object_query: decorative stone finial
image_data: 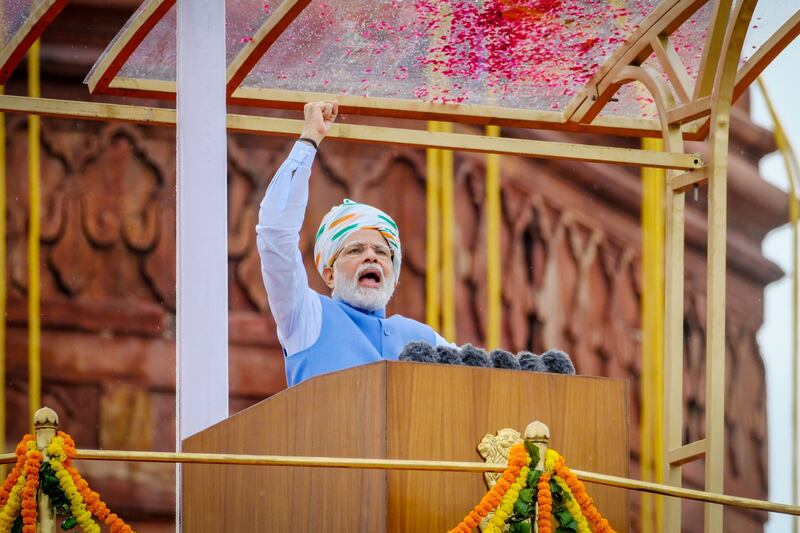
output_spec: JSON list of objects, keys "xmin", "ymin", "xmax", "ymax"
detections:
[
  {"xmin": 34, "ymin": 407, "xmax": 59, "ymax": 430},
  {"xmin": 523, "ymin": 420, "xmax": 550, "ymax": 443}
]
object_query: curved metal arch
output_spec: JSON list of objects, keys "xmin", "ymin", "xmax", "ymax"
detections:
[{"xmin": 606, "ymin": 64, "xmax": 683, "ymax": 153}]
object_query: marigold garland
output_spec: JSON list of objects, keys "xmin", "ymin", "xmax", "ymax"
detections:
[
  {"xmin": 0, "ymin": 431, "xmax": 136, "ymax": 533},
  {"xmin": 550, "ymin": 451, "xmax": 616, "ymax": 533},
  {"xmin": 0, "ymin": 461, "xmax": 26, "ymax": 533},
  {"xmin": 552, "ymin": 476, "xmax": 591, "ymax": 533},
  {"xmin": 50, "ymin": 453, "xmax": 100, "ymax": 533},
  {"xmin": 483, "ymin": 464, "xmax": 530, "ymax": 533},
  {"xmin": 447, "ymin": 443, "xmax": 529, "ymax": 533},
  {"xmin": 21, "ymin": 440, "xmax": 42, "ymax": 533},
  {"xmin": 0, "ymin": 436, "xmax": 31, "ymax": 509},
  {"xmin": 536, "ymin": 470, "xmax": 553, "ymax": 533},
  {"xmin": 449, "ymin": 444, "xmax": 616, "ymax": 533},
  {"xmin": 53, "ymin": 432, "xmax": 134, "ymax": 533}
]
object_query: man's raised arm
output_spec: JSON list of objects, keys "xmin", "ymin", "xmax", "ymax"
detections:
[{"xmin": 256, "ymin": 101, "xmax": 338, "ymax": 355}]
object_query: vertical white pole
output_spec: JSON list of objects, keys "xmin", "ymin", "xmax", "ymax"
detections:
[{"xmin": 176, "ymin": 0, "xmax": 228, "ymax": 529}]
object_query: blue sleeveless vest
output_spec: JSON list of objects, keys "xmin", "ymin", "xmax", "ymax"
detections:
[{"xmin": 284, "ymin": 294, "xmax": 437, "ymax": 386}]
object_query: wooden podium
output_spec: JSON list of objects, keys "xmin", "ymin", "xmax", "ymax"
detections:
[{"xmin": 182, "ymin": 361, "xmax": 629, "ymax": 532}]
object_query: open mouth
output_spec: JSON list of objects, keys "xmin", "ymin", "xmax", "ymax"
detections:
[{"xmin": 358, "ymin": 268, "xmax": 383, "ymax": 288}]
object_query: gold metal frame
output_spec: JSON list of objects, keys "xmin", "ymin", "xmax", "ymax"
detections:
[
  {"xmin": 0, "ymin": 0, "xmax": 67, "ymax": 84},
  {"xmin": 663, "ymin": 0, "xmax": 757, "ymax": 530},
  {"xmin": 0, "ymin": 95, "xmax": 703, "ymax": 169}
]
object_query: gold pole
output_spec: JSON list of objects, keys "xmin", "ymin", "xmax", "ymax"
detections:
[
  {"xmin": 485, "ymin": 125, "xmax": 502, "ymax": 349},
  {"xmin": 33, "ymin": 407, "xmax": 57, "ymax": 533},
  {"xmin": 426, "ymin": 121, "xmax": 441, "ymax": 331},
  {"xmin": 440, "ymin": 121, "xmax": 456, "ymax": 342},
  {"xmin": 0, "ymin": 84, "xmax": 5, "ymax": 459},
  {"xmin": 704, "ymin": 1, "xmax": 757, "ymax": 528},
  {"xmin": 27, "ymin": 41, "xmax": 42, "ymax": 433},
  {"xmin": 757, "ymin": 76, "xmax": 800, "ymax": 533},
  {"xmin": 641, "ymin": 136, "xmax": 665, "ymax": 533}
]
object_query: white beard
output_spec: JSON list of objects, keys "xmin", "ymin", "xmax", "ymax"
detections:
[{"xmin": 332, "ymin": 262, "xmax": 395, "ymax": 312}]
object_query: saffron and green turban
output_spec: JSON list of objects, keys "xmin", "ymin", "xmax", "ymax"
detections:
[{"xmin": 314, "ymin": 199, "xmax": 401, "ymax": 283}]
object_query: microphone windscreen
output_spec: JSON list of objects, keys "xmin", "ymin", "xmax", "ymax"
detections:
[
  {"xmin": 519, "ymin": 351, "xmax": 547, "ymax": 372},
  {"xmin": 435, "ymin": 345, "xmax": 463, "ymax": 365},
  {"xmin": 542, "ymin": 349, "xmax": 576, "ymax": 375},
  {"xmin": 460, "ymin": 344, "xmax": 492, "ymax": 368},
  {"xmin": 399, "ymin": 341, "xmax": 438, "ymax": 363},
  {"xmin": 490, "ymin": 349, "xmax": 521, "ymax": 370}
]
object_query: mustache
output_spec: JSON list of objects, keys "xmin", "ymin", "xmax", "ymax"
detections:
[{"xmin": 356, "ymin": 263, "xmax": 384, "ymax": 277}]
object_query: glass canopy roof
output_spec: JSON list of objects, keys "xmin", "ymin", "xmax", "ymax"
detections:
[
  {"xmin": 241, "ymin": 0, "xmax": 658, "ymax": 111},
  {"xmin": 2, "ymin": 0, "xmax": 799, "ymax": 135},
  {"xmin": 743, "ymin": 0, "xmax": 799, "ymax": 63},
  {"xmin": 0, "ymin": 0, "xmax": 64, "ymax": 83},
  {"xmin": 86, "ymin": 0, "xmax": 282, "ymax": 84},
  {"xmin": 0, "ymin": 1, "xmax": 39, "ymax": 49}
]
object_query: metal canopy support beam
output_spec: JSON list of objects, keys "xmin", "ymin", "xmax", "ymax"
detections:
[
  {"xmin": 651, "ymin": 35, "xmax": 694, "ymax": 103},
  {"xmin": 703, "ymin": 0, "xmax": 757, "ymax": 529},
  {"xmin": 175, "ymin": 0, "xmax": 228, "ymax": 442},
  {"xmin": 0, "ymin": 95, "xmax": 703, "ymax": 170},
  {"xmin": 662, "ymin": 0, "xmax": 757, "ymax": 530},
  {"xmin": 693, "ymin": 0, "xmax": 734, "ymax": 101},
  {"xmin": 0, "ymin": 0, "xmax": 67, "ymax": 84}
]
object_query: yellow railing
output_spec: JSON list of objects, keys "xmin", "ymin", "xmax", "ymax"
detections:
[
  {"xmin": 27, "ymin": 40, "xmax": 42, "ymax": 432},
  {"xmin": 2, "ymin": 447, "xmax": 799, "ymax": 516},
  {"xmin": 641, "ymin": 136, "xmax": 665, "ymax": 533},
  {"xmin": 3, "ymin": 408, "xmax": 799, "ymax": 522}
]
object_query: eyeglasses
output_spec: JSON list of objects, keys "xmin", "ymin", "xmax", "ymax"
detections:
[{"xmin": 340, "ymin": 241, "xmax": 392, "ymax": 260}]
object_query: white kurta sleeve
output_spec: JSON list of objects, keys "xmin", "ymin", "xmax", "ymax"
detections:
[{"xmin": 256, "ymin": 141, "xmax": 323, "ymax": 355}]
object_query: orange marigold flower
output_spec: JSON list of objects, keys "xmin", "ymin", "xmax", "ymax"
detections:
[
  {"xmin": 56, "ymin": 433, "xmax": 136, "ymax": 533},
  {"xmin": 536, "ymin": 471, "xmax": 553, "ymax": 533},
  {"xmin": 555, "ymin": 462, "xmax": 616, "ymax": 533},
  {"xmin": 448, "ymin": 443, "xmax": 528, "ymax": 533}
]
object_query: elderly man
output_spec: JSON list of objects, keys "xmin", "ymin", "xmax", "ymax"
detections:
[{"xmin": 257, "ymin": 101, "xmax": 450, "ymax": 386}]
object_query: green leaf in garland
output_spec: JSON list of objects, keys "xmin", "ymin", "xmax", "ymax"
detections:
[
  {"xmin": 556, "ymin": 526, "xmax": 579, "ymax": 533},
  {"xmin": 40, "ymin": 462, "xmax": 73, "ymax": 515},
  {"xmin": 527, "ymin": 469, "xmax": 542, "ymax": 489},
  {"xmin": 11, "ymin": 516, "xmax": 22, "ymax": 533},
  {"xmin": 509, "ymin": 521, "xmax": 532, "ymax": 533},
  {"xmin": 550, "ymin": 478, "xmax": 563, "ymax": 496},
  {"xmin": 513, "ymin": 498, "xmax": 531, "ymax": 518},
  {"xmin": 524, "ymin": 441, "xmax": 540, "ymax": 468},
  {"xmin": 518, "ymin": 487, "xmax": 533, "ymax": 504},
  {"xmin": 555, "ymin": 510, "xmax": 578, "ymax": 530},
  {"xmin": 61, "ymin": 516, "xmax": 78, "ymax": 530}
]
